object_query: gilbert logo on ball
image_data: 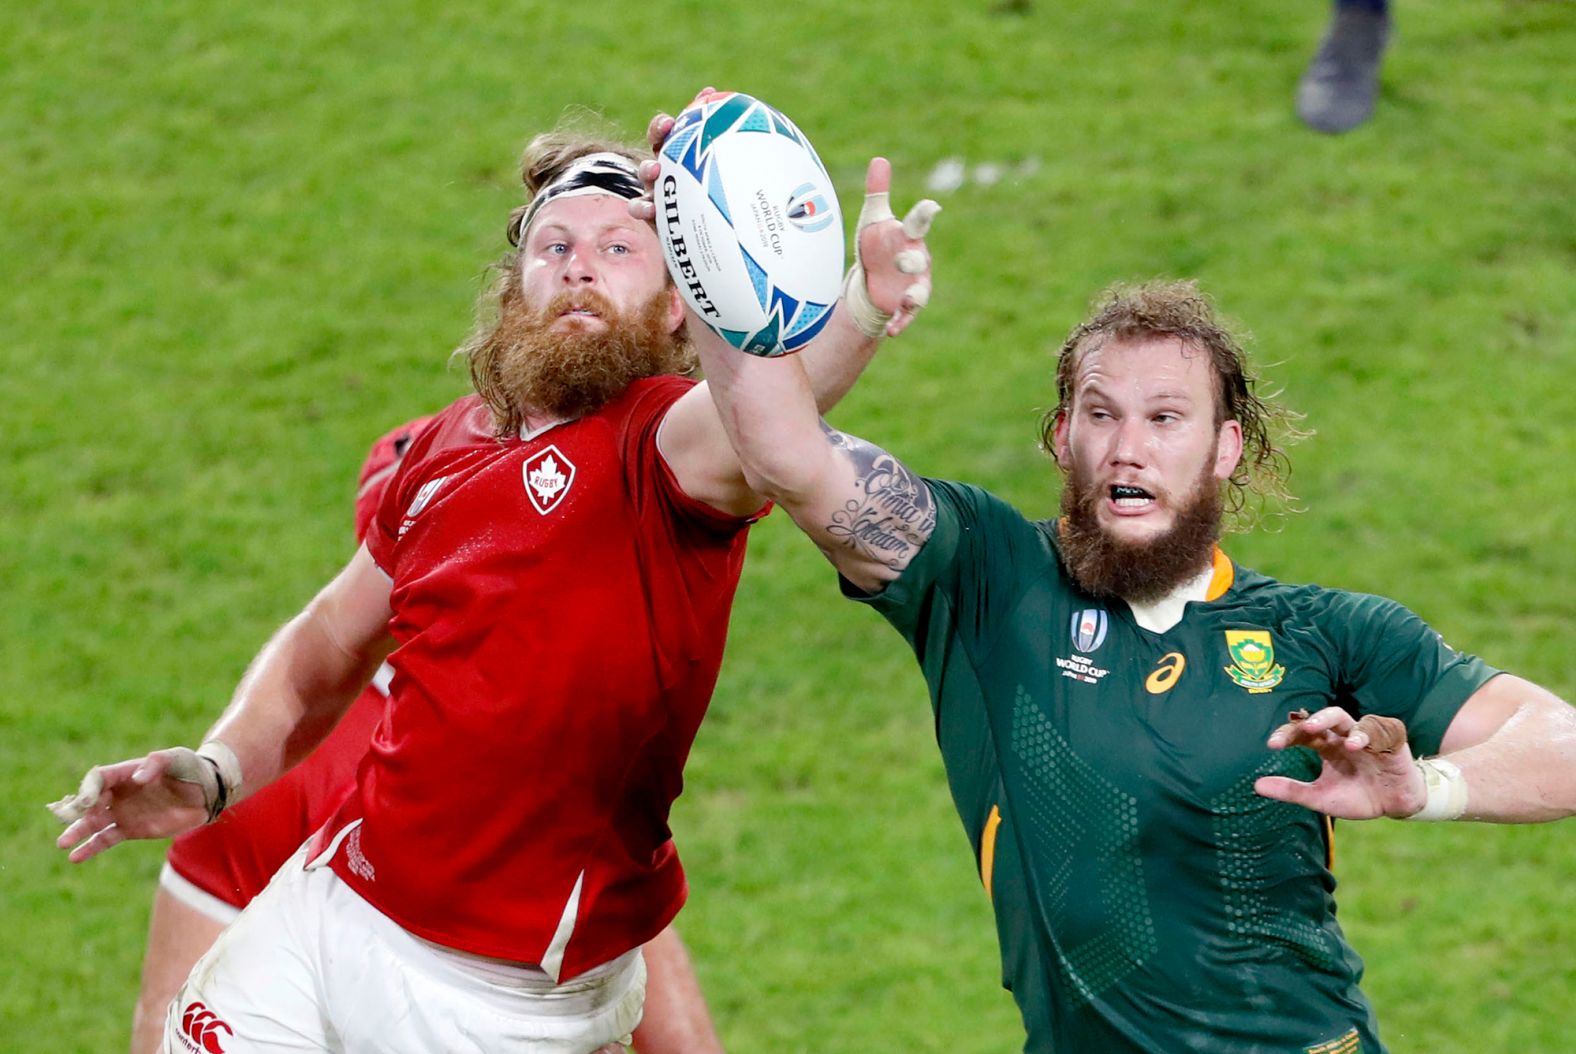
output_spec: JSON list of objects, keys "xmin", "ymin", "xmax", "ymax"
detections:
[{"xmin": 657, "ymin": 91, "xmax": 843, "ymax": 357}]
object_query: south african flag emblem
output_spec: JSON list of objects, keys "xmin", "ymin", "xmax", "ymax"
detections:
[{"xmin": 1224, "ymin": 630, "xmax": 1286, "ymax": 693}]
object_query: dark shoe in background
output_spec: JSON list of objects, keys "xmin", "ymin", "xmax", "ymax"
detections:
[{"xmin": 1296, "ymin": 7, "xmax": 1392, "ymax": 134}]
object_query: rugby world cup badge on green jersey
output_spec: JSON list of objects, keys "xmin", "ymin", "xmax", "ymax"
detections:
[{"xmin": 656, "ymin": 91, "xmax": 843, "ymax": 357}]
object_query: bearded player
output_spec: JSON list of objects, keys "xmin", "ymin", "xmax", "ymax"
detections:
[
  {"xmin": 51, "ymin": 117, "xmax": 938, "ymax": 1052},
  {"xmin": 692, "ymin": 278, "xmax": 1576, "ymax": 1053},
  {"xmin": 128, "ymin": 416, "xmax": 727, "ymax": 1054}
]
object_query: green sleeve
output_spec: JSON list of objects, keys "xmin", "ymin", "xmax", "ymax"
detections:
[
  {"xmin": 1321, "ymin": 592, "xmax": 1500, "ymax": 756},
  {"xmin": 840, "ymin": 479, "xmax": 1045, "ymax": 656}
]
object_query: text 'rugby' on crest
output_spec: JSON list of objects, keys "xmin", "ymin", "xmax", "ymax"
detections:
[{"xmin": 523, "ymin": 445, "xmax": 576, "ymax": 515}]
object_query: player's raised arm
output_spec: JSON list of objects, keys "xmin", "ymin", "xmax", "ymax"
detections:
[
  {"xmin": 50, "ymin": 544, "xmax": 395, "ymax": 861},
  {"xmin": 634, "ymin": 96, "xmax": 937, "ymax": 518},
  {"xmin": 688, "ymin": 293, "xmax": 936, "ymax": 593}
]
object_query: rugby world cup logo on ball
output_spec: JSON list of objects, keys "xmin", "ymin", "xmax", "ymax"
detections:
[{"xmin": 657, "ymin": 92, "xmax": 843, "ymax": 357}]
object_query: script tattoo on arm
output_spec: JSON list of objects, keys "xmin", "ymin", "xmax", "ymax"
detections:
[{"xmin": 819, "ymin": 422, "xmax": 936, "ymax": 572}]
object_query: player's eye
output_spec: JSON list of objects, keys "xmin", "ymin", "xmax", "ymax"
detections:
[{"xmin": 606, "ymin": 243, "xmax": 631, "ymax": 256}]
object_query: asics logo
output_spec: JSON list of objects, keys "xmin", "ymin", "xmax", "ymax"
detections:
[{"xmin": 179, "ymin": 1001, "xmax": 234, "ymax": 1053}]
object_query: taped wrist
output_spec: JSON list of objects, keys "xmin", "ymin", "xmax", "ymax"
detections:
[
  {"xmin": 1404, "ymin": 757, "xmax": 1468, "ymax": 821},
  {"xmin": 841, "ymin": 261, "xmax": 890, "ymax": 339},
  {"xmin": 841, "ymin": 189, "xmax": 895, "ymax": 339},
  {"xmin": 168, "ymin": 741, "xmax": 244, "ymax": 823}
]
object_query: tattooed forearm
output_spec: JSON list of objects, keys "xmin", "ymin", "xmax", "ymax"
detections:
[{"xmin": 820, "ymin": 422, "xmax": 936, "ymax": 570}]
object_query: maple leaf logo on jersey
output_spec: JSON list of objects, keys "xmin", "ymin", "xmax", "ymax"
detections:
[{"xmin": 523, "ymin": 445, "xmax": 576, "ymax": 515}]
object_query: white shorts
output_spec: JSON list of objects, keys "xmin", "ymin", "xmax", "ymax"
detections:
[{"xmin": 162, "ymin": 847, "xmax": 646, "ymax": 1053}]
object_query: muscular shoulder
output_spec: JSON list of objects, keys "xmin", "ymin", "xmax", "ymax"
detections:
[
  {"xmin": 925, "ymin": 479, "xmax": 1043, "ymax": 540},
  {"xmin": 405, "ymin": 395, "xmax": 495, "ymax": 459},
  {"xmin": 1214, "ymin": 571, "xmax": 1447, "ymax": 680},
  {"xmin": 885, "ymin": 478, "xmax": 1057, "ymax": 599},
  {"xmin": 1229, "ymin": 572, "xmax": 1413, "ymax": 628},
  {"xmin": 596, "ymin": 375, "xmax": 698, "ymax": 427}
]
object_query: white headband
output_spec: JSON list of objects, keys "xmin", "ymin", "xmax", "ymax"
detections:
[{"xmin": 512, "ymin": 151, "xmax": 644, "ymax": 245}]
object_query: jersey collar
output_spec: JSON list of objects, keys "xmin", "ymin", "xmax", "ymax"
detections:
[
  {"xmin": 519, "ymin": 417, "xmax": 571, "ymax": 442},
  {"xmin": 1126, "ymin": 547, "xmax": 1233, "ymax": 635},
  {"xmin": 1205, "ymin": 544, "xmax": 1234, "ymax": 600}
]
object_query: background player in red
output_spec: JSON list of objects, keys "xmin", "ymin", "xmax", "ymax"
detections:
[
  {"xmin": 129, "ymin": 418, "xmax": 426, "ymax": 1054},
  {"xmin": 129, "ymin": 416, "xmax": 727, "ymax": 1054},
  {"xmin": 53, "ymin": 111, "xmax": 936, "ymax": 1052}
]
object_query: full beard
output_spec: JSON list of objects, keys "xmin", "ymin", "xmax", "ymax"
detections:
[
  {"xmin": 488, "ymin": 287, "xmax": 693, "ymax": 427},
  {"xmin": 1057, "ymin": 460, "xmax": 1223, "ymax": 604}
]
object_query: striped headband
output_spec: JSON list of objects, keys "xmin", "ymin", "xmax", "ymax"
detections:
[{"xmin": 511, "ymin": 151, "xmax": 644, "ymax": 246}]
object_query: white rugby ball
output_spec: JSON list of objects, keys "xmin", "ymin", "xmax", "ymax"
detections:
[{"xmin": 656, "ymin": 91, "xmax": 843, "ymax": 357}]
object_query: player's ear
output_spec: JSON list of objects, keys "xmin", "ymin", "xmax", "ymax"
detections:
[
  {"xmin": 1051, "ymin": 410, "xmax": 1071, "ymax": 470},
  {"xmin": 1214, "ymin": 418, "xmax": 1244, "ymax": 481},
  {"xmin": 665, "ymin": 285, "xmax": 684, "ymax": 334}
]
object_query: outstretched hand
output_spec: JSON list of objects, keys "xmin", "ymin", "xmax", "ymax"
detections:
[
  {"xmin": 848, "ymin": 157, "xmax": 940, "ymax": 338},
  {"xmin": 1254, "ymin": 707, "xmax": 1427, "ymax": 819},
  {"xmin": 49, "ymin": 749, "xmax": 211, "ymax": 862}
]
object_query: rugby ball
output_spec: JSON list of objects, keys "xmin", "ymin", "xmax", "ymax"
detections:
[{"xmin": 656, "ymin": 91, "xmax": 843, "ymax": 357}]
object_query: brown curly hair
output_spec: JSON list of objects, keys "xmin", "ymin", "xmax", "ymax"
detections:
[{"xmin": 1040, "ymin": 280, "xmax": 1305, "ymax": 525}]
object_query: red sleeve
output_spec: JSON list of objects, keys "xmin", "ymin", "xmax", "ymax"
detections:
[
  {"xmin": 366, "ymin": 398, "xmax": 486, "ymax": 575},
  {"xmin": 354, "ymin": 415, "xmax": 438, "ymax": 543},
  {"xmin": 616, "ymin": 376, "xmax": 771, "ymax": 533}
]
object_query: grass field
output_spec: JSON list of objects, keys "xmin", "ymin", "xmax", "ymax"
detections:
[{"xmin": 3, "ymin": 0, "xmax": 1574, "ymax": 1050}]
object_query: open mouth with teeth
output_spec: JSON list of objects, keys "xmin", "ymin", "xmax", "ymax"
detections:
[{"xmin": 1110, "ymin": 484, "xmax": 1156, "ymax": 509}]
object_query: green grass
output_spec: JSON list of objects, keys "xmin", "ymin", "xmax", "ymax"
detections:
[{"xmin": 3, "ymin": 0, "xmax": 1574, "ymax": 1050}]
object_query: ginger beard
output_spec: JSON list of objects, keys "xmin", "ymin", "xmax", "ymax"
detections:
[
  {"xmin": 490, "ymin": 286, "xmax": 692, "ymax": 424},
  {"xmin": 1057, "ymin": 454, "xmax": 1224, "ymax": 604}
]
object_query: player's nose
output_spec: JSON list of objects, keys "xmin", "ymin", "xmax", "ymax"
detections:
[
  {"xmin": 1108, "ymin": 418, "xmax": 1147, "ymax": 466},
  {"xmin": 561, "ymin": 244, "xmax": 597, "ymax": 285}
]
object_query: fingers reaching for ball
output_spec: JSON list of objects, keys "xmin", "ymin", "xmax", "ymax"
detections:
[
  {"xmin": 632, "ymin": 88, "xmax": 722, "ymax": 226},
  {"xmin": 852, "ymin": 157, "xmax": 940, "ymax": 337},
  {"xmin": 629, "ymin": 159, "xmax": 660, "ymax": 224},
  {"xmin": 645, "ymin": 111, "xmax": 675, "ymax": 154}
]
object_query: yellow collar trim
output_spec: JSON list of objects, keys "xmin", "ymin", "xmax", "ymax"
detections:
[{"xmin": 1205, "ymin": 546, "xmax": 1234, "ymax": 601}]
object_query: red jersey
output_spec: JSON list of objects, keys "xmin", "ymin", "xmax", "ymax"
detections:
[
  {"xmin": 166, "ymin": 416, "xmax": 434, "ymax": 908},
  {"xmin": 318, "ymin": 378, "xmax": 758, "ymax": 981}
]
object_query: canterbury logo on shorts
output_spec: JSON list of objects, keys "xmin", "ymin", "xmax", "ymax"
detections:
[{"xmin": 176, "ymin": 1001, "xmax": 234, "ymax": 1054}]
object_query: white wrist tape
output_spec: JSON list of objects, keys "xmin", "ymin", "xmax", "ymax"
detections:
[
  {"xmin": 192, "ymin": 740, "xmax": 244, "ymax": 821},
  {"xmin": 1405, "ymin": 757, "xmax": 1469, "ymax": 821},
  {"xmin": 840, "ymin": 191, "xmax": 941, "ymax": 339},
  {"xmin": 841, "ymin": 258, "xmax": 890, "ymax": 339},
  {"xmin": 153, "ymin": 741, "xmax": 245, "ymax": 823}
]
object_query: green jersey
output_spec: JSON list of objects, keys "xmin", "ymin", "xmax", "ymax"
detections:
[{"xmin": 851, "ymin": 481, "xmax": 1497, "ymax": 1054}]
